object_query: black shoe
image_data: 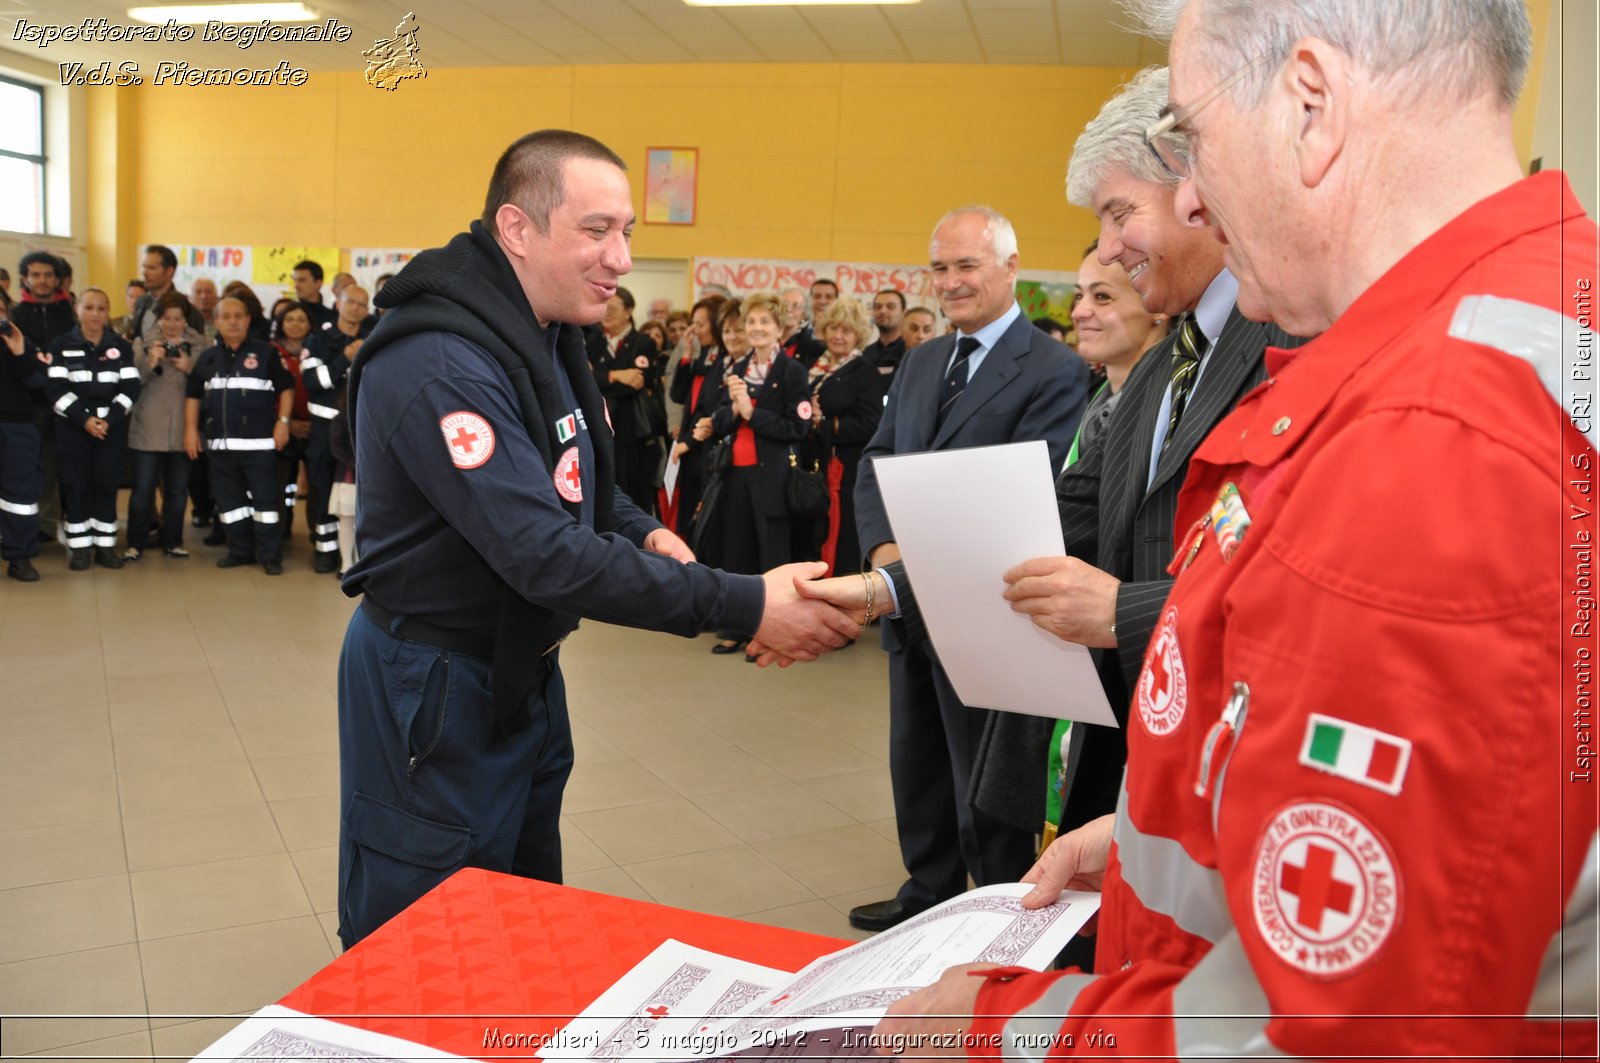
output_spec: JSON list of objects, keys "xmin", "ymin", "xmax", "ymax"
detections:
[
  {"xmin": 69, "ymin": 549, "xmax": 91, "ymax": 571},
  {"xmin": 710, "ymin": 640, "xmax": 747, "ymax": 655},
  {"xmin": 217, "ymin": 555, "xmax": 251, "ymax": 569},
  {"xmin": 94, "ymin": 547, "xmax": 123, "ymax": 570},
  {"xmin": 262, "ymin": 561, "xmax": 283, "ymax": 575},
  {"xmin": 848, "ymin": 898, "xmax": 924, "ymax": 933},
  {"xmin": 6, "ymin": 559, "xmax": 39, "ymax": 582},
  {"xmin": 313, "ymin": 552, "xmax": 339, "ymax": 574},
  {"xmin": 203, "ymin": 530, "xmax": 226, "ymax": 546}
]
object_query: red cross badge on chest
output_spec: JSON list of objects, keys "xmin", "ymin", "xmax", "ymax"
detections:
[{"xmin": 554, "ymin": 446, "xmax": 584, "ymax": 502}]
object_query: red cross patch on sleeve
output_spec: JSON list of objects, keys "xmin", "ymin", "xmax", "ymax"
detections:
[
  {"xmin": 1252, "ymin": 801, "xmax": 1401, "ymax": 978},
  {"xmin": 554, "ymin": 446, "xmax": 584, "ymax": 502},
  {"xmin": 439, "ymin": 410, "xmax": 496, "ymax": 469}
]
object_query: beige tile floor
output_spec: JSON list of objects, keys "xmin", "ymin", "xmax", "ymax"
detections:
[{"xmin": 0, "ymin": 540, "xmax": 898, "ymax": 1060}]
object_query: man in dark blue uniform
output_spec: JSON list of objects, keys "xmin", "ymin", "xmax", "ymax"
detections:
[
  {"xmin": 337, "ymin": 129, "xmax": 859, "ymax": 948},
  {"xmin": 301, "ymin": 285, "xmax": 370, "ymax": 572},
  {"xmin": 185, "ymin": 297, "xmax": 295, "ymax": 575}
]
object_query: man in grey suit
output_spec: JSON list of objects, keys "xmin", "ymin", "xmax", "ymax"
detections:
[
  {"xmin": 846, "ymin": 205, "xmax": 1087, "ymax": 932},
  {"xmin": 994, "ymin": 66, "xmax": 1304, "ymax": 855}
]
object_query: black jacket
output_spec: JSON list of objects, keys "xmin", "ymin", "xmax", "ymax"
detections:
[
  {"xmin": 588, "ymin": 326, "xmax": 662, "ymax": 441},
  {"xmin": 0, "ymin": 330, "xmax": 40, "ymax": 423},
  {"xmin": 710, "ymin": 351, "xmax": 812, "ymax": 517},
  {"xmin": 187, "ymin": 339, "xmax": 293, "ymax": 446},
  {"xmin": 11, "ymin": 297, "xmax": 76, "ymax": 353},
  {"xmin": 670, "ymin": 343, "xmax": 729, "ymax": 458},
  {"xmin": 344, "ymin": 222, "xmax": 765, "ymax": 734},
  {"xmin": 814, "ymin": 355, "xmax": 888, "ymax": 476}
]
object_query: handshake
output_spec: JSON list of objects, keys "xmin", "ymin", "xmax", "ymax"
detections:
[{"xmin": 746, "ymin": 563, "xmax": 892, "ymax": 668}]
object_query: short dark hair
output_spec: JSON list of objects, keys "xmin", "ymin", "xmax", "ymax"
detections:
[
  {"xmin": 292, "ymin": 259, "xmax": 324, "ymax": 283},
  {"xmin": 692, "ymin": 295, "xmax": 727, "ymax": 344},
  {"xmin": 810, "ymin": 278, "xmax": 839, "ymax": 295},
  {"xmin": 905, "ymin": 306, "xmax": 936, "ymax": 320},
  {"xmin": 154, "ymin": 291, "xmax": 195, "ymax": 321},
  {"xmin": 1084, "ymin": 240, "xmax": 1099, "ymax": 257},
  {"xmin": 1032, "ymin": 316, "xmax": 1067, "ymax": 338},
  {"xmin": 874, "ymin": 289, "xmax": 907, "ymax": 310},
  {"xmin": 19, "ymin": 251, "xmax": 58, "ymax": 277},
  {"xmin": 280, "ymin": 302, "xmax": 313, "ymax": 331},
  {"xmin": 54, "ymin": 256, "xmax": 71, "ymax": 280},
  {"xmin": 221, "ymin": 280, "xmax": 265, "ymax": 321},
  {"xmin": 482, "ymin": 129, "xmax": 627, "ymax": 236},
  {"xmin": 127, "ymin": 279, "xmax": 147, "ymax": 292},
  {"xmin": 614, "ymin": 285, "xmax": 635, "ymax": 313},
  {"xmin": 144, "ymin": 244, "xmax": 178, "ymax": 271}
]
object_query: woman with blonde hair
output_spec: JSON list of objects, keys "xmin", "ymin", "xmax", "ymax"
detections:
[{"xmin": 809, "ymin": 297, "xmax": 888, "ymax": 576}]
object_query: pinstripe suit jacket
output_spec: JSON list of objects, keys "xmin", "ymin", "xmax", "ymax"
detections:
[{"xmin": 972, "ymin": 305, "xmax": 1305, "ymax": 834}]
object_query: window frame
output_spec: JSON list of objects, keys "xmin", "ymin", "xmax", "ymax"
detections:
[{"xmin": 0, "ymin": 74, "xmax": 47, "ymax": 234}]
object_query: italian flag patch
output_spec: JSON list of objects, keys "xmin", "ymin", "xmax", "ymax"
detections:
[{"xmin": 1298, "ymin": 714, "xmax": 1411, "ymax": 796}]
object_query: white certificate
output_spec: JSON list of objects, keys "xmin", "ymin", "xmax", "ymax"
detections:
[
  {"xmin": 192, "ymin": 1005, "xmax": 474, "ymax": 1061},
  {"xmin": 548, "ymin": 940, "xmax": 788, "ymax": 1060},
  {"xmin": 629, "ymin": 885, "xmax": 1099, "ymax": 1060},
  {"xmin": 872, "ymin": 440, "xmax": 1117, "ymax": 725},
  {"xmin": 663, "ymin": 447, "xmax": 682, "ymax": 503}
]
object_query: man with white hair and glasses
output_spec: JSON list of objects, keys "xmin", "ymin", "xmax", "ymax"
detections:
[{"xmin": 875, "ymin": 0, "xmax": 1597, "ymax": 1057}]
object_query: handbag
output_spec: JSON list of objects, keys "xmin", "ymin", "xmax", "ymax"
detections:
[
  {"xmin": 687, "ymin": 437, "xmax": 733, "ymax": 557},
  {"xmin": 786, "ymin": 449, "xmax": 830, "ymax": 520},
  {"xmin": 638, "ymin": 387, "xmax": 669, "ymax": 440}
]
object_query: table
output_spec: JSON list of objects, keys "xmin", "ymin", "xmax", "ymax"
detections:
[{"xmin": 279, "ymin": 867, "xmax": 850, "ymax": 1059}]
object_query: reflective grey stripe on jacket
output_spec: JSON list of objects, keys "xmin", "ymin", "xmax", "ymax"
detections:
[
  {"xmin": 1529, "ymin": 830, "xmax": 1599, "ymax": 1019},
  {"xmin": 1169, "ymin": 933, "xmax": 1302, "ymax": 1060},
  {"xmin": 998, "ymin": 974, "xmax": 1099, "ymax": 1062},
  {"xmin": 1111, "ymin": 778, "xmax": 1232, "ymax": 945},
  {"xmin": 1447, "ymin": 294, "xmax": 1594, "ymax": 447}
]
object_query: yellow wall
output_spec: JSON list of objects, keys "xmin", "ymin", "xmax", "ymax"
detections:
[
  {"xmin": 1514, "ymin": 0, "xmax": 1551, "ymax": 168},
  {"xmin": 85, "ymin": 89, "xmax": 138, "ymax": 289},
  {"xmin": 122, "ymin": 62, "xmax": 1141, "ymax": 280}
]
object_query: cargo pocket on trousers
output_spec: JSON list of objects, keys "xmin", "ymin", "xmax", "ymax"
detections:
[{"xmin": 339, "ymin": 791, "xmax": 473, "ymax": 942}]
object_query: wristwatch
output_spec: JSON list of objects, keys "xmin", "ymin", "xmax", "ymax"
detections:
[{"xmin": 278, "ymin": 416, "xmax": 291, "ymax": 425}]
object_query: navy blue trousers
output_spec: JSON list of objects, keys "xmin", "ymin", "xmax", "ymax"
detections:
[
  {"xmin": 888, "ymin": 637, "xmax": 1036, "ymax": 911},
  {"xmin": 0, "ymin": 420, "xmax": 41, "ymax": 560},
  {"xmin": 336, "ymin": 606, "xmax": 573, "ymax": 948},
  {"xmin": 56, "ymin": 420, "xmax": 127, "ymax": 550},
  {"xmin": 209, "ymin": 449, "xmax": 282, "ymax": 564}
]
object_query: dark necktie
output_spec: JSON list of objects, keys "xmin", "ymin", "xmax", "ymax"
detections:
[
  {"xmin": 1163, "ymin": 314, "xmax": 1205, "ymax": 451},
  {"xmin": 938, "ymin": 336, "xmax": 983, "ymax": 429}
]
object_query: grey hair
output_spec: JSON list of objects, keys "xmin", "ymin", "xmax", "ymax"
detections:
[
  {"xmin": 930, "ymin": 205, "xmax": 1019, "ymax": 264},
  {"xmin": 1123, "ymin": 0, "xmax": 1531, "ymax": 107},
  {"xmin": 1065, "ymin": 66, "xmax": 1179, "ymax": 208}
]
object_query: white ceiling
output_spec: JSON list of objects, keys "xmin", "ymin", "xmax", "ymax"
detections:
[{"xmin": 0, "ymin": 0, "xmax": 1167, "ymax": 71}]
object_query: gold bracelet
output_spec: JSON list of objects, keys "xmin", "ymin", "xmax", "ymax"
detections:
[{"xmin": 861, "ymin": 571, "xmax": 876, "ymax": 625}]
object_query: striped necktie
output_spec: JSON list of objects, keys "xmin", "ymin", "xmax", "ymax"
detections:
[
  {"xmin": 938, "ymin": 336, "xmax": 982, "ymax": 429},
  {"xmin": 1163, "ymin": 314, "xmax": 1205, "ymax": 451}
]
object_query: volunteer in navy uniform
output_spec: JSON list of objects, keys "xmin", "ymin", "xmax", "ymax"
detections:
[
  {"xmin": 184, "ymin": 296, "xmax": 295, "ymax": 574},
  {"xmin": 336, "ymin": 129, "xmax": 859, "ymax": 948},
  {"xmin": 0, "ymin": 306, "xmax": 43, "ymax": 581},
  {"xmin": 44, "ymin": 288, "xmax": 140, "ymax": 571},
  {"xmin": 300, "ymin": 285, "xmax": 370, "ymax": 572}
]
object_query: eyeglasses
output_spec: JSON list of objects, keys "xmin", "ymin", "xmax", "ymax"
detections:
[{"xmin": 1144, "ymin": 57, "xmax": 1264, "ymax": 179}]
